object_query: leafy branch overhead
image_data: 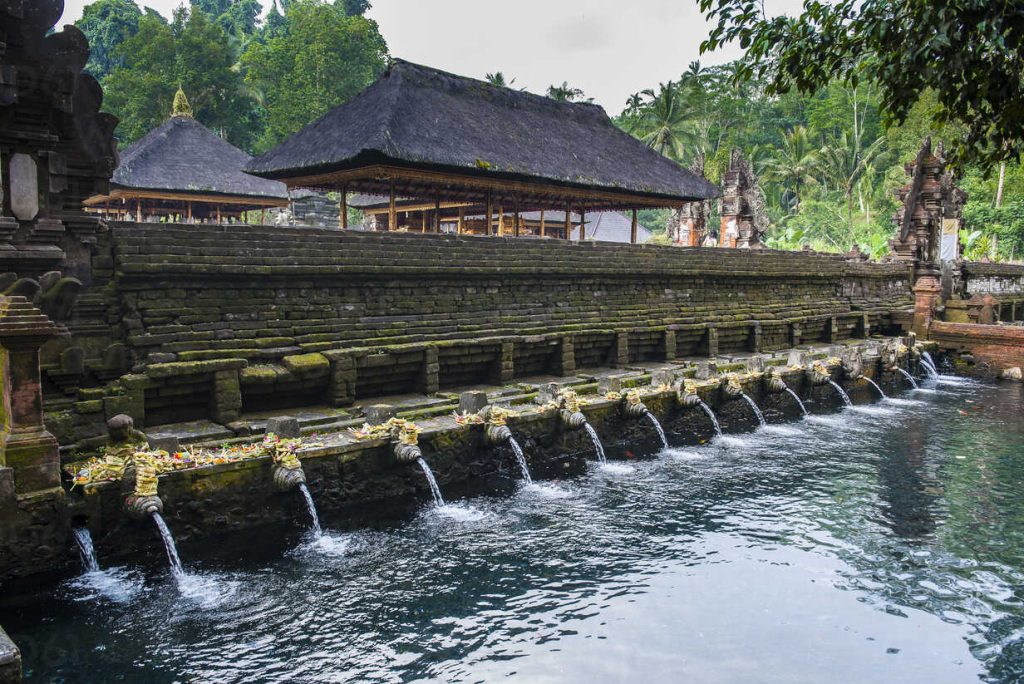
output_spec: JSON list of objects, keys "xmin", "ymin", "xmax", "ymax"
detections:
[{"xmin": 699, "ymin": 0, "xmax": 1024, "ymax": 169}]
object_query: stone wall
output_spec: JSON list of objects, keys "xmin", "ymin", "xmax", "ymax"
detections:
[
  {"xmin": 930, "ymin": 321, "xmax": 1024, "ymax": 377},
  {"xmin": 962, "ymin": 262, "xmax": 1024, "ymax": 298},
  {"xmin": 38, "ymin": 224, "xmax": 914, "ymax": 443}
]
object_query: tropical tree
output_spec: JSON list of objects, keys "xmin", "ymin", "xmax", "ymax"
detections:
[
  {"xmin": 546, "ymin": 82, "xmax": 591, "ymax": 103},
  {"xmin": 761, "ymin": 126, "xmax": 819, "ymax": 210},
  {"xmin": 242, "ymin": 0, "xmax": 388, "ymax": 151},
  {"xmin": 74, "ymin": 0, "xmax": 143, "ymax": 80},
  {"xmin": 624, "ymin": 81, "xmax": 696, "ymax": 162},
  {"xmin": 817, "ymin": 132, "xmax": 886, "ymax": 227}
]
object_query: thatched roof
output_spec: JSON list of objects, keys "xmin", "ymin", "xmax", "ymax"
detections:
[
  {"xmin": 246, "ymin": 60, "xmax": 719, "ymax": 204},
  {"xmin": 112, "ymin": 116, "xmax": 288, "ymax": 200}
]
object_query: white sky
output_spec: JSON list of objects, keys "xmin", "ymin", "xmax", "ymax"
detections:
[{"xmin": 58, "ymin": 0, "xmax": 778, "ymax": 115}]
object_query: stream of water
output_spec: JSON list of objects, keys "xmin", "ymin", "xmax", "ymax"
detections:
[{"xmin": 4, "ymin": 379, "xmax": 1024, "ymax": 683}]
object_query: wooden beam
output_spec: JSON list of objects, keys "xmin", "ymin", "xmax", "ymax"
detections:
[
  {"xmin": 341, "ymin": 185, "xmax": 348, "ymax": 229},
  {"xmin": 486, "ymin": 190, "xmax": 493, "ymax": 236},
  {"xmin": 631, "ymin": 208, "xmax": 638, "ymax": 244},
  {"xmin": 540, "ymin": 209, "xmax": 546, "ymax": 238},
  {"xmin": 388, "ymin": 181, "xmax": 396, "ymax": 231}
]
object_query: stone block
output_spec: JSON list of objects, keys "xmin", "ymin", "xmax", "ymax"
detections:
[
  {"xmin": 266, "ymin": 416, "xmax": 301, "ymax": 438},
  {"xmin": 363, "ymin": 404, "xmax": 395, "ymax": 425},
  {"xmin": 148, "ymin": 435, "xmax": 181, "ymax": 454},
  {"xmin": 458, "ymin": 391, "xmax": 488, "ymax": 415}
]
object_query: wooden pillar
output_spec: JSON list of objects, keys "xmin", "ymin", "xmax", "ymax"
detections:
[
  {"xmin": 135, "ymin": 200, "xmax": 142, "ymax": 223},
  {"xmin": 513, "ymin": 197, "xmax": 520, "ymax": 237},
  {"xmin": 540, "ymin": 209, "xmax": 546, "ymax": 238},
  {"xmin": 260, "ymin": 208, "xmax": 265, "ymax": 225},
  {"xmin": 630, "ymin": 208, "xmax": 638, "ymax": 244},
  {"xmin": 340, "ymin": 185, "xmax": 348, "ymax": 229},
  {"xmin": 498, "ymin": 204, "xmax": 504, "ymax": 237},
  {"xmin": 216, "ymin": 204, "xmax": 222, "ymax": 223},
  {"xmin": 457, "ymin": 207, "xmax": 465, "ymax": 234},
  {"xmin": 434, "ymin": 197, "xmax": 441, "ymax": 232},
  {"xmin": 388, "ymin": 181, "xmax": 396, "ymax": 232},
  {"xmin": 485, "ymin": 191, "xmax": 493, "ymax": 236},
  {"xmin": 564, "ymin": 203, "xmax": 571, "ymax": 240},
  {"xmin": 579, "ymin": 209, "xmax": 586, "ymax": 241},
  {"xmin": 420, "ymin": 210, "xmax": 427, "ymax": 233},
  {"xmin": 187, "ymin": 201, "xmax": 193, "ymax": 223}
]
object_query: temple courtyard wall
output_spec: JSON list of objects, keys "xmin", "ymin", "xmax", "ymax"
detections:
[{"xmin": 46, "ymin": 222, "xmax": 913, "ymax": 449}]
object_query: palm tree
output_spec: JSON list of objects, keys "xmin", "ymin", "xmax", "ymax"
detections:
[
  {"xmin": 625, "ymin": 81, "xmax": 696, "ymax": 162},
  {"xmin": 817, "ymin": 131, "xmax": 886, "ymax": 228},
  {"xmin": 546, "ymin": 82, "xmax": 591, "ymax": 103},
  {"xmin": 762, "ymin": 126, "xmax": 819, "ymax": 211},
  {"xmin": 485, "ymin": 72, "xmax": 515, "ymax": 88}
]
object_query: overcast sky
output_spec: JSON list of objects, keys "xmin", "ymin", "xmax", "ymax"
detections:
[{"xmin": 58, "ymin": 0, "xmax": 768, "ymax": 115}]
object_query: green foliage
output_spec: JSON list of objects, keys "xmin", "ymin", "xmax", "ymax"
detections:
[
  {"xmin": 74, "ymin": 0, "xmax": 143, "ymax": 80},
  {"xmin": 546, "ymin": 82, "xmax": 591, "ymax": 103},
  {"xmin": 699, "ymin": 0, "xmax": 1024, "ymax": 169},
  {"xmin": 242, "ymin": 0, "xmax": 388, "ymax": 151},
  {"xmin": 103, "ymin": 8, "xmax": 253, "ymax": 148}
]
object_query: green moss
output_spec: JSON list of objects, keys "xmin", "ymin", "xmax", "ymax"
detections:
[{"xmin": 282, "ymin": 353, "xmax": 330, "ymax": 376}]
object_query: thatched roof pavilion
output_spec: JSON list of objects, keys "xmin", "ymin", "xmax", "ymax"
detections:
[
  {"xmin": 247, "ymin": 60, "xmax": 718, "ymax": 241},
  {"xmin": 85, "ymin": 90, "xmax": 288, "ymax": 223}
]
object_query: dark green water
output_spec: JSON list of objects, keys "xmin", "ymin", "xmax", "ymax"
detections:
[{"xmin": 2, "ymin": 375, "xmax": 1023, "ymax": 683}]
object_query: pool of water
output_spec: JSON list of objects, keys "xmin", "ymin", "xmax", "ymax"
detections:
[{"xmin": 3, "ymin": 376, "xmax": 1024, "ymax": 683}]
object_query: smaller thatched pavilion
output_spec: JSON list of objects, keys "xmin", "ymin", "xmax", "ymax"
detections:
[
  {"xmin": 246, "ymin": 60, "xmax": 719, "ymax": 242},
  {"xmin": 85, "ymin": 90, "xmax": 289, "ymax": 223}
]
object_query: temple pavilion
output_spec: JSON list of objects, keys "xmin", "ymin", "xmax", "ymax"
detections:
[
  {"xmin": 84, "ymin": 90, "xmax": 289, "ymax": 224},
  {"xmin": 246, "ymin": 60, "xmax": 718, "ymax": 242}
]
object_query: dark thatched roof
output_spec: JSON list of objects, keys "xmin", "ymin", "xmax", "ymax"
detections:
[
  {"xmin": 113, "ymin": 116, "xmax": 288, "ymax": 199},
  {"xmin": 247, "ymin": 60, "xmax": 719, "ymax": 202}
]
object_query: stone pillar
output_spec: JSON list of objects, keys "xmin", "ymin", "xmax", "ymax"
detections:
[
  {"xmin": 557, "ymin": 336, "xmax": 575, "ymax": 377},
  {"xmin": 211, "ymin": 369, "xmax": 242, "ymax": 424},
  {"xmin": 705, "ymin": 326, "xmax": 719, "ymax": 358},
  {"xmin": 790, "ymin": 322, "xmax": 802, "ymax": 348},
  {"xmin": 0, "ymin": 297, "xmax": 61, "ymax": 495},
  {"xmin": 912, "ymin": 274, "xmax": 943, "ymax": 338},
  {"xmin": 420, "ymin": 346, "xmax": 439, "ymax": 395},
  {"xmin": 749, "ymin": 322, "xmax": 763, "ymax": 353},
  {"xmin": 967, "ymin": 293, "xmax": 997, "ymax": 325},
  {"xmin": 663, "ymin": 329, "xmax": 677, "ymax": 361},
  {"xmin": 325, "ymin": 352, "xmax": 357, "ymax": 406},
  {"xmin": 498, "ymin": 341, "xmax": 515, "ymax": 383},
  {"xmin": 613, "ymin": 332, "xmax": 629, "ymax": 368}
]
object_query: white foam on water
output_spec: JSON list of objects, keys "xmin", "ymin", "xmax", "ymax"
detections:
[
  {"xmin": 851, "ymin": 404, "xmax": 898, "ymax": 417},
  {"xmin": 599, "ymin": 462, "xmax": 636, "ymax": 475},
  {"xmin": 174, "ymin": 572, "xmax": 241, "ymax": 610},
  {"xmin": 761, "ymin": 424, "xmax": 803, "ymax": 437},
  {"xmin": 716, "ymin": 434, "xmax": 758, "ymax": 449},
  {"xmin": 664, "ymin": 447, "xmax": 710, "ymax": 461},
  {"xmin": 522, "ymin": 482, "xmax": 573, "ymax": 499},
  {"xmin": 884, "ymin": 397, "xmax": 926, "ymax": 407},
  {"xmin": 294, "ymin": 531, "xmax": 353, "ymax": 558},
  {"xmin": 67, "ymin": 566, "xmax": 142, "ymax": 604},
  {"xmin": 433, "ymin": 502, "xmax": 489, "ymax": 523}
]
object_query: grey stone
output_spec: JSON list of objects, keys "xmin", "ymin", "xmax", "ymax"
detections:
[
  {"xmin": 694, "ymin": 361, "xmax": 718, "ymax": 380},
  {"xmin": 59, "ymin": 346, "xmax": 85, "ymax": 374},
  {"xmin": 266, "ymin": 416, "xmax": 301, "ymax": 438},
  {"xmin": 457, "ymin": 391, "xmax": 488, "ymax": 415},
  {"xmin": 9, "ymin": 153, "xmax": 38, "ymax": 221},
  {"xmin": 363, "ymin": 405, "xmax": 395, "ymax": 425},
  {"xmin": 148, "ymin": 436, "xmax": 181, "ymax": 454},
  {"xmin": 597, "ymin": 376, "xmax": 623, "ymax": 393}
]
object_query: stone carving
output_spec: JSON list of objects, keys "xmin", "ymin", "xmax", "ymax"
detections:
[
  {"xmin": 8, "ymin": 154, "xmax": 39, "ymax": 221},
  {"xmin": 719, "ymin": 149, "xmax": 768, "ymax": 248}
]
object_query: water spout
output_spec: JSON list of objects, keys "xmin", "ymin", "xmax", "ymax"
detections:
[
  {"xmin": 864, "ymin": 377, "xmax": 888, "ymax": 400},
  {"xmin": 151, "ymin": 512, "xmax": 185, "ymax": 581},
  {"xmin": 582, "ymin": 422, "xmax": 607, "ymax": 463},
  {"xmin": 73, "ymin": 527, "xmax": 100, "ymax": 573},
  {"xmin": 297, "ymin": 483, "xmax": 322, "ymax": 536},
  {"xmin": 644, "ymin": 410, "xmax": 669, "ymax": 449},
  {"xmin": 783, "ymin": 387, "xmax": 809, "ymax": 416},
  {"xmin": 508, "ymin": 437, "xmax": 533, "ymax": 484},
  {"xmin": 695, "ymin": 399, "xmax": 723, "ymax": 439},
  {"xmin": 921, "ymin": 351, "xmax": 939, "ymax": 378},
  {"xmin": 739, "ymin": 393, "xmax": 767, "ymax": 427},
  {"xmin": 896, "ymin": 368, "xmax": 919, "ymax": 390},
  {"xmin": 416, "ymin": 457, "xmax": 446, "ymax": 506},
  {"xmin": 827, "ymin": 379, "xmax": 853, "ymax": 407}
]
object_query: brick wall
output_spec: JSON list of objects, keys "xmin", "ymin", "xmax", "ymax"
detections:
[
  {"xmin": 930, "ymin": 321, "xmax": 1024, "ymax": 376},
  {"xmin": 58, "ymin": 223, "xmax": 913, "ymax": 430}
]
